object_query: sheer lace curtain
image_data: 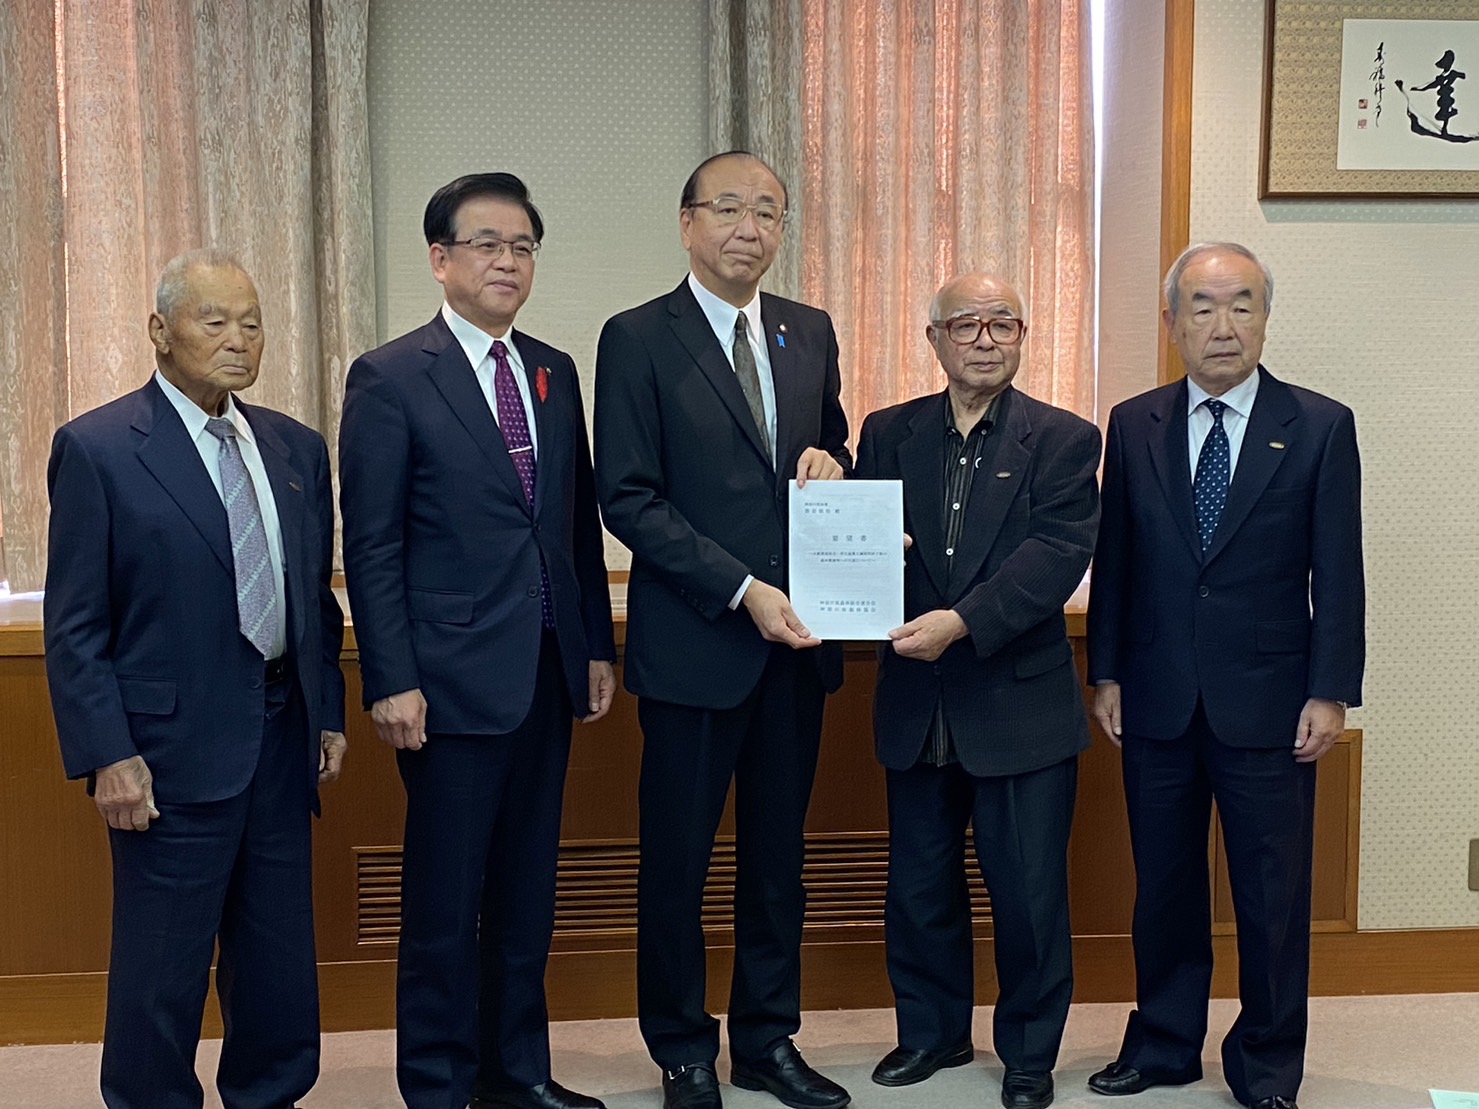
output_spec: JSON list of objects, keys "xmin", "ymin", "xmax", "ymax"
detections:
[
  {"xmin": 710, "ymin": 0, "xmax": 1095, "ymax": 430},
  {"xmin": 0, "ymin": 0, "xmax": 375, "ymax": 591}
]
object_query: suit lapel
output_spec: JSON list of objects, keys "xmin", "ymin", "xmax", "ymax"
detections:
[
  {"xmin": 515, "ymin": 331, "xmax": 562, "ymax": 519},
  {"xmin": 897, "ymin": 395, "xmax": 949, "ymax": 598},
  {"xmin": 424, "ymin": 318, "xmax": 531, "ymax": 516},
  {"xmin": 134, "ymin": 381, "xmax": 234, "ymax": 576},
  {"xmin": 667, "ymin": 283, "xmax": 773, "ymax": 470},
  {"xmin": 1145, "ymin": 379, "xmax": 1202, "ymax": 563},
  {"xmin": 762, "ymin": 294, "xmax": 794, "ymax": 487},
  {"xmin": 241, "ymin": 404, "xmax": 309, "ymax": 650},
  {"xmin": 1203, "ymin": 367, "xmax": 1296, "ymax": 566},
  {"xmin": 947, "ymin": 390, "xmax": 1027, "ymax": 599}
]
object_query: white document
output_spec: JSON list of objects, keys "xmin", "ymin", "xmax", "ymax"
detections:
[
  {"xmin": 787, "ymin": 479, "xmax": 904, "ymax": 641},
  {"xmin": 1431, "ymin": 1093, "xmax": 1479, "ymax": 1109}
]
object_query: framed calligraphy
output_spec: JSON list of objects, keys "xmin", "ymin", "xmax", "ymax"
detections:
[{"xmin": 1260, "ymin": 0, "xmax": 1479, "ymax": 198}]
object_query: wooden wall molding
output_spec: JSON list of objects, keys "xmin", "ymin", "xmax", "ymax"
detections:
[
  {"xmin": 6, "ymin": 927, "xmax": 1478, "ymax": 1045},
  {"xmin": 1157, "ymin": 0, "xmax": 1196, "ymax": 385}
]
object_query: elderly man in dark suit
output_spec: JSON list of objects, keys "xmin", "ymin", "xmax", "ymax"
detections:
[
  {"xmin": 1086, "ymin": 243, "xmax": 1365, "ymax": 1109},
  {"xmin": 44, "ymin": 249, "xmax": 346, "ymax": 1109},
  {"xmin": 594, "ymin": 151, "xmax": 852, "ymax": 1109},
  {"xmin": 339, "ymin": 173, "xmax": 615, "ymax": 1109},
  {"xmin": 855, "ymin": 272, "xmax": 1101, "ymax": 1109}
]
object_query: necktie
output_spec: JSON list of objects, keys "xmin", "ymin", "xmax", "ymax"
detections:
[
  {"xmin": 205, "ymin": 417, "xmax": 278, "ymax": 657},
  {"xmin": 492, "ymin": 340, "xmax": 553, "ymax": 628},
  {"xmin": 1193, "ymin": 398, "xmax": 1230, "ymax": 552},
  {"xmin": 732, "ymin": 314, "xmax": 772, "ymax": 466}
]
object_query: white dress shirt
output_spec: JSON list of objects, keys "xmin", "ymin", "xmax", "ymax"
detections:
[
  {"xmin": 687, "ymin": 273, "xmax": 779, "ymax": 611},
  {"xmin": 687, "ymin": 272, "xmax": 777, "ymax": 458},
  {"xmin": 154, "ymin": 370, "xmax": 288, "ymax": 659},
  {"xmin": 442, "ymin": 301, "xmax": 538, "ymax": 459},
  {"xmin": 1187, "ymin": 368, "xmax": 1261, "ymax": 482}
]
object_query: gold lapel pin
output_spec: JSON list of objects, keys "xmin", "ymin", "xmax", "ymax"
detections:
[
  {"xmin": 1269, "ymin": 441, "xmax": 1286, "ymax": 450},
  {"xmin": 996, "ymin": 471, "xmax": 1012, "ymax": 478}
]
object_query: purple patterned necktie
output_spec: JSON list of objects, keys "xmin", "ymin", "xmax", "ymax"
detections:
[
  {"xmin": 205, "ymin": 417, "xmax": 278, "ymax": 657},
  {"xmin": 492, "ymin": 340, "xmax": 553, "ymax": 628}
]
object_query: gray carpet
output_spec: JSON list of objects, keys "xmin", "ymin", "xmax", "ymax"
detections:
[{"xmin": 3, "ymin": 995, "xmax": 1476, "ymax": 1108}]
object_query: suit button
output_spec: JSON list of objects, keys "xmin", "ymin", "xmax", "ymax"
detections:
[
  {"xmin": 769, "ymin": 555, "xmax": 779, "ymax": 567},
  {"xmin": 527, "ymin": 586, "xmax": 539, "ymax": 598},
  {"xmin": 1198, "ymin": 585, "xmax": 1210, "ymax": 598}
]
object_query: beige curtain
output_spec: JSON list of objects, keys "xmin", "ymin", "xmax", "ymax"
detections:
[
  {"xmin": 711, "ymin": 0, "xmax": 1095, "ymax": 431},
  {"xmin": 0, "ymin": 0, "xmax": 375, "ymax": 591}
]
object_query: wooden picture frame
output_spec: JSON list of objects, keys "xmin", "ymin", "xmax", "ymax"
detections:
[{"xmin": 1259, "ymin": 0, "xmax": 1479, "ymax": 198}]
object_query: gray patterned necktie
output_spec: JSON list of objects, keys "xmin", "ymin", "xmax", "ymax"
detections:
[
  {"xmin": 205, "ymin": 417, "xmax": 278, "ymax": 657},
  {"xmin": 732, "ymin": 313, "xmax": 772, "ymax": 466}
]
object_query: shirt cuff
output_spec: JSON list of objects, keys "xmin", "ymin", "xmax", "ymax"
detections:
[{"xmin": 728, "ymin": 575, "xmax": 754, "ymax": 611}]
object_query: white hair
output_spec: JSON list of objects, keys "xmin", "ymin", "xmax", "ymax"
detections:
[
  {"xmin": 155, "ymin": 248, "xmax": 248, "ymax": 318},
  {"xmin": 1163, "ymin": 241, "xmax": 1274, "ymax": 317}
]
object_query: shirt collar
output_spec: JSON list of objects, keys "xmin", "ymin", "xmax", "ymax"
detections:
[
  {"xmin": 441, "ymin": 301, "xmax": 519, "ymax": 370},
  {"xmin": 153, "ymin": 369, "xmax": 254, "ymax": 444},
  {"xmin": 1187, "ymin": 365, "xmax": 1261, "ymax": 420},
  {"xmin": 942, "ymin": 387, "xmax": 1006, "ymax": 436},
  {"xmin": 688, "ymin": 272, "xmax": 762, "ymax": 349}
]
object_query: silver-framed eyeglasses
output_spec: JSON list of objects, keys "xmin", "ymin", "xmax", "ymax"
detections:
[
  {"xmin": 445, "ymin": 236, "xmax": 541, "ymax": 261},
  {"xmin": 933, "ymin": 315, "xmax": 1026, "ymax": 345},
  {"xmin": 686, "ymin": 197, "xmax": 787, "ymax": 231}
]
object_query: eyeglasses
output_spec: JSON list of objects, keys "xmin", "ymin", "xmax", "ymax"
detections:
[
  {"xmin": 444, "ymin": 236, "xmax": 541, "ymax": 261},
  {"xmin": 932, "ymin": 316, "xmax": 1026, "ymax": 345},
  {"xmin": 685, "ymin": 198, "xmax": 787, "ymax": 231}
]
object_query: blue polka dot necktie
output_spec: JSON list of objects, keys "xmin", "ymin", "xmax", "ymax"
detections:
[{"xmin": 1193, "ymin": 398, "xmax": 1230, "ymax": 553}]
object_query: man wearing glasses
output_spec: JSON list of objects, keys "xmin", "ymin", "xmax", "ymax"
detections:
[
  {"xmin": 594, "ymin": 151, "xmax": 852, "ymax": 1109},
  {"xmin": 340, "ymin": 173, "xmax": 616, "ymax": 1109},
  {"xmin": 854, "ymin": 272, "xmax": 1101, "ymax": 1109}
]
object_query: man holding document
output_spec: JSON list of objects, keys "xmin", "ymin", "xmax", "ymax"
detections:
[
  {"xmin": 594, "ymin": 151, "xmax": 852, "ymax": 1109},
  {"xmin": 853, "ymin": 272, "xmax": 1101, "ymax": 1109}
]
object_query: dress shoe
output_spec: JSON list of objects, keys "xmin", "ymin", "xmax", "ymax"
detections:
[
  {"xmin": 470, "ymin": 1080, "xmax": 606, "ymax": 1109},
  {"xmin": 1001, "ymin": 1070, "xmax": 1054, "ymax": 1109},
  {"xmin": 1086, "ymin": 1061, "xmax": 1199, "ymax": 1096},
  {"xmin": 1248, "ymin": 1098, "xmax": 1298, "ymax": 1109},
  {"xmin": 729, "ymin": 1040, "xmax": 850, "ymax": 1109},
  {"xmin": 662, "ymin": 1063, "xmax": 722, "ymax": 1109},
  {"xmin": 870, "ymin": 1042, "xmax": 974, "ymax": 1086}
]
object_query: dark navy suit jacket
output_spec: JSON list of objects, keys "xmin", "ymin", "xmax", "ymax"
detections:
[
  {"xmin": 1087, "ymin": 367, "xmax": 1365, "ymax": 746},
  {"xmin": 593, "ymin": 280, "xmax": 851, "ymax": 710},
  {"xmin": 856, "ymin": 386, "xmax": 1101, "ymax": 777},
  {"xmin": 339, "ymin": 314, "xmax": 615, "ymax": 734},
  {"xmin": 44, "ymin": 378, "xmax": 345, "ymax": 803}
]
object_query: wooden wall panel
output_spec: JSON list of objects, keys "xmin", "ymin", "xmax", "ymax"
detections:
[{"xmin": 1, "ymin": 631, "xmax": 1373, "ymax": 1045}]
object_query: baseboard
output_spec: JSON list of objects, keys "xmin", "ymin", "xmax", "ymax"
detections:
[{"xmin": 6, "ymin": 928, "xmax": 1477, "ymax": 1047}]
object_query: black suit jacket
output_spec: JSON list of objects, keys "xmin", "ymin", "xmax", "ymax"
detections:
[
  {"xmin": 44, "ymin": 379, "xmax": 345, "ymax": 803},
  {"xmin": 856, "ymin": 386, "xmax": 1101, "ymax": 776},
  {"xmin": 594, "ymin": 280, "xmax": 851, "ymax": 709},
  {"xmin": 1087, "ymin": 367, "xmax": 1365, "ymax": 747},
  {"xmin": 339, "ymin": 314, "xmax": 615, "ymax": 735}
]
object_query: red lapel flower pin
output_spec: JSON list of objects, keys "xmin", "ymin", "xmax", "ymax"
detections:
[{"xmin": 536, "ymin": 365, "xmax": 549, "ymax": 403}]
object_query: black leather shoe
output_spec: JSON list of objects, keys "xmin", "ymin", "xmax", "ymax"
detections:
[
  {"xmin": 471, "ymin": 1080, "xmax": 606, "ymax": 1109},
  {"xmin": 871, "ymin": 1042, "xmax": 974, "ymax": 1086},
  {"xmin": 1001, "ymin": 1070, "xmax": 1054, "ymax": 1109},
  {"xmin": 729, "ymin": 1040, "xmax": 850, "ymax": 1109},
  {"xmin": 1086, "ymin": 1061, "xmax": 1199, "ymax": 1096},
  {"xmin": 662, "ymin": 1063, "xmax": 722, "ymax": 1109},
  {"xmin": 1248, "ymin": 1098, "xmax": 1298, "ymax": 1109}
]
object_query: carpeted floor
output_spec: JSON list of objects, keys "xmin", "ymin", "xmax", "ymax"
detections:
[{"xmin": 3, "ymin": 994, "xmax": 1476, "ymax": 1108}]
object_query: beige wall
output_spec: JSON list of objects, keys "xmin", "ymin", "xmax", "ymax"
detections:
[
  {"xmin": 1191, "ymin": 1, "xmax": 1479, "ymax": 929},
  {"xmin": 367, "ymin": 0, "xmax": 708, "ymax": 566},
  {"xmin": 1096, "ymin": 0, "xmax": 1165, "ymax": 422}
]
